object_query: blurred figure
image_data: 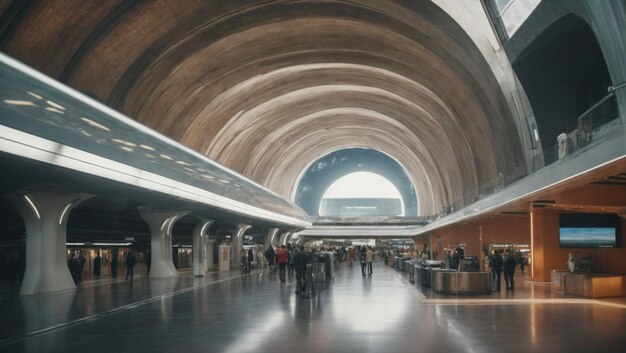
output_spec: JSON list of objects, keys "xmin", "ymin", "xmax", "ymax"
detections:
[
  {"xmin": 558, "ymin": 128, "xmax": 568, "ymax": 159},
  {"xmin": 293, "ymin": 245, "xmax": 310, "ymax": 298},
  {"xmin": 277, "ymin": 245, "xmax": 288, "ymax": 283},
  {"xmin": 93, "ymin": 253, "xmax": 101, "ymax": 276},
  {"xmin": 366, "ymin": 247, "xmax": 374, "ymax": 276},
  {"xmin": 359, "ymin": 246, "xmax": 367, "ymax": 277},
  {"xmin": 125, "ymin": 251, "xmax": 135, "ymax": 281},
  {"xmin": 247, "ymin": 248, "xmax": 254, "ymax": 273},
  {"xmin": 489, "ymin": 250, "xmax": 503, "ymax": 292},
  {"xmin": 265, "ymin": 246, "xmax": 275, "ymax": 271},
  {"xmin": 68, "ymin": 253, "xmax": 82, "ymax": 285},
  {"xmin": 503, "ymin": 249, "xmax": 516, "ymax": 290},
  {"xmin": 111, "ymin": 253, "xmax": 119, "ymax": 279}
]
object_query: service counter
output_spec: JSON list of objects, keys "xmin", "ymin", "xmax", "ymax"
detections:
[
  {"xmin": 393, "ymin": 256, "xmax": 411, "ymax": 270},
  {"xmin": 406, "ymin": 260, "xmax": 417, "ymax": 282},
  {"xmin": 551, "ymin": 269, "xmax": 569, "ymax": 291},
  {"xmin": 432, "ymin": 269, "xmax": 492, "ymax": 295},
  {"xmin": 415, "ymin": 261, "xmax": 443, "ymax": 288},
  {"xmin": 563, "ymin": 272, "xmax": 625, "ymax": 298}
]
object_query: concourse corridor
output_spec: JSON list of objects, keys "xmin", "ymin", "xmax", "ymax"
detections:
[{"xmin": 1, "ymin": 262, "xmax": 625, "ymax": 353}]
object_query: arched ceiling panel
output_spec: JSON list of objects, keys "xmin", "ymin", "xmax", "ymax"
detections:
[
  {"xmin": 3, "ymin": 1, "xmax": 123, "ymax": 78},
  {"xmin": 0, "ymin": 0, "xmax": 526, "ymax": 217}
]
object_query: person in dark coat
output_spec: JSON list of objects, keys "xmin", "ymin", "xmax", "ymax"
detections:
[
  {"xmin": 451, "ymin": 247, "xmax": 463, "ymax": 270},
  {"xmin": 125, "ymin": 251, "xmax": 136, "ymax": 281},
  {"xmin": 68, "ymin": 253, "xmax": 82, "ymax": 285},
  {"xmin": 111, "ymin": 254, "xmax": 119, "ymax": 279},
  {"xmin": 93, "ymin": 254, "xmax": 101, "ymax": 276},
  {"xmin": 489, "ymin": 251, "xmax": 503, "ymax": 292},
  {"xmin": 292, "ymin": 246, "xmax": 310, "ymax": 298},
  {"xmin": 359, "ymin": 246, "xmax": 367, "ymax": 277},
  {"xmin": 247, "ymin": 248, "xmax": 254, "ymax": 273},
  {"xmin": 144, "ymin": 249, "xmax": 151, "ymax": 274},
  {"xmin": 503, "ymin": 250, "xmax": 516, "ymax": 290}
]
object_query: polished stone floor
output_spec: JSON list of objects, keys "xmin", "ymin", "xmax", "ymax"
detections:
[{"xmin": 1, "ymin": 262, "xmax": 625, "ymax": 353}]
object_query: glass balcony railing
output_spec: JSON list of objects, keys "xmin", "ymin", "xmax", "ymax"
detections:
[
  {"xmin": 435, "ymin": 82, "xmax": 624, "ymax": 220},
  {"xmin": 542, "ymin": 94, "xmax": 621, "ymax": 166}
]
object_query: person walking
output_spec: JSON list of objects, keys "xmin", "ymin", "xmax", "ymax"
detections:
[
  {"xmin": 265, "ymin": 246, "xmax": 275, "ymax": 271},
  {"xmin": 247, "ymin": 248, "xmax": 254, "ymax": 273},
  {"xmin": 489, "ymin": 250, "xmax": 503, "ymax": 292},
  {"xmin": 287, "ymin": 245, "xmax": 294, "ymax": 278},
  {"xmin": 293, "ymin": 245, "xmax": 310, "ymax": 298},
  {"xmin": 256, "ymin": 247, "xmax": 264, "ymax": 269},
  {"xmin": 111, "ymin": 253, "xmax": 119, "ymax": 279},
  {"xmin": 93, "ymin": 254, "xmax": 101, "ymax": 276},
  {"xmin": 503, "ymin": 250, "xmax": 516, "ymax": 290},
  {"xmin": 359, "ymin": 246, "xmax": 367, "ymax": 277},
  {"xmin": 144, "ymin": 249, "xmax": 151, "ymax": 274},
  {"xmin": 366, "ymin": 246, "xmax": 375, "ymax": 276},
  {"xmin": 68, "ymin": 253, "xmax": 82, "ymax": 285},
  {"xmin": 125, "ymin": 250, "xmax": 136, "ymax": 281},
  {"xmin": 277, "ymin": 245, "xmax": 288, "ymax": 283}
]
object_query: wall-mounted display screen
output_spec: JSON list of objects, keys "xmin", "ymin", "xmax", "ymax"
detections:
[{"xmin": 559, "ymin": 213, "xmax": 621, "ymax": 248}]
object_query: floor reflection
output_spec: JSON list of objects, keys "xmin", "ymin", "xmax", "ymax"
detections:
[{"xmin": 0, "ymin": 262, "xmax": 625, "ymax": 353}]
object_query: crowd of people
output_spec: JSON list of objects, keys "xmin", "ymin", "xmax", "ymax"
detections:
[
  {"xmin": 239, "ymin": 244, "xmax": 382, "ymax": 297},
  {"xmin": 66, "ymin": 250, "xmax": 138, "ymax": 286}
]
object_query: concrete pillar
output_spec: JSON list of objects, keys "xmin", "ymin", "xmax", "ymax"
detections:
[
  {"xmin": 139, "ymin": 208, "xmax": 190, "ymax": 278},
  {"xmin": 267, "ymin": 227, "xmax": 280, "ymax": 247},
  {"xmin": 7, "ymin": 192, "xmax": 93, "ymax": 295},
  {"xmin": 231, "ymin": 224, "xmax": 251, "ymax": 269},
  {"xmin": 193, "ymin": 218, "xmax": 214, "ymax": 277}
]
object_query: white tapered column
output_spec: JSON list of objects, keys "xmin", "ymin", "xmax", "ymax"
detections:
[
  {"xmin": 139, "ymin": 208, "xmax": 189, "ymax": 278},
  {"xmin": 267, "ymin": 227, "xmax": 280, "ymax": 247},
  {"xmin": 288, "ymin": 233, "xmax": 300, "ymax": 246},
  {"xmin": 278, "ymin": 231, "xmax": 293, "ymax": 246},
  {"xmin": 8, "ymin": 192, "xmax": 93, "ymax": 295},
  {"xmin": 285, "ymin": 231, "xmax": 296, "ymax": 245},
  {"xmin": 193, "ymin": 218, "xmax": 213, "ymax": 277},
  {"xmin": 231, "ymin": 224, "xmax": 251, "ymax": 269}
]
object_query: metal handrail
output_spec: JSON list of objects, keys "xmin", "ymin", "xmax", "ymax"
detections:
[
  {"xmin": 577, "ymin": 82, "xmax": 625, "ymax": 121},
  {"xmin": 435, "ymin": 82, "xmax": 625, "ymax": 218}
]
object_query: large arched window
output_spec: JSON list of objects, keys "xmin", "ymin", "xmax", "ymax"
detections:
[
  {"xmin": 294, "ymin": 148, "xmax": 418, "ymax": 217},
  {"xmin": 319, "ymin": 172, "xmax": 404, "ymax": 217}
]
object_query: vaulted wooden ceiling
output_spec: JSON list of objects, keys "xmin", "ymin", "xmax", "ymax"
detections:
[{"xmin": 0, "ymin": 0, "xmax": 526, "ymax": 215}]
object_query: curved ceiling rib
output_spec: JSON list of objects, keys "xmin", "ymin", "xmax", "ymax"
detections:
[{"xmin": 0, "ymin": 0, "xmax": 526, "ymax": 217}]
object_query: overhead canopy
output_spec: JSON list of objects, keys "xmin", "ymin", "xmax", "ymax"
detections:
[{"xmin": 0, "ymin": 0, "xmax": 526, "ymax": 216}]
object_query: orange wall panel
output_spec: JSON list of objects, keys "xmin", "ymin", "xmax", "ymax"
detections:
[{"xmin": 531, "ymin": 207, "xmax": 626, "ymax": 281}]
